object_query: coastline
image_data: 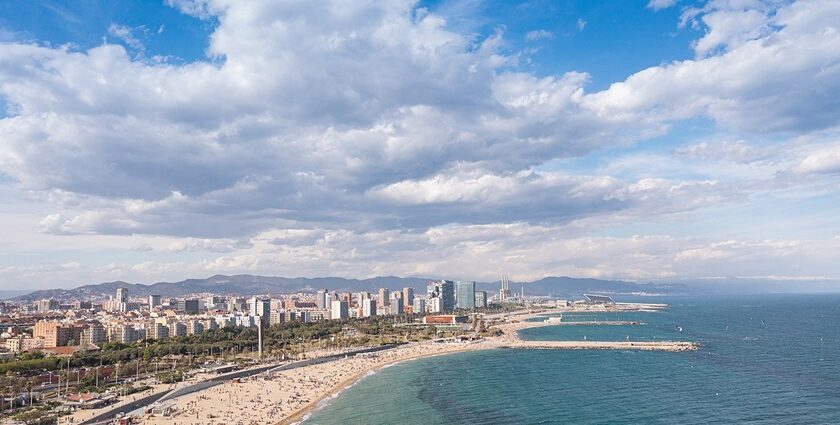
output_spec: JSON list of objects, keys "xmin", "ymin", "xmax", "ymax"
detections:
[
  {"xmin": 279, "ymin": 342, "xmax": 488, "ymax": 425},
  {"xmin": 141, "ymin": 308, "xmax": 697, "ymax": 425}
]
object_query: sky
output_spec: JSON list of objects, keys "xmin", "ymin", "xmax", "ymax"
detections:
[{"xmin": 1, "ymin": 0, "xmax": 840, "ymax": 290}]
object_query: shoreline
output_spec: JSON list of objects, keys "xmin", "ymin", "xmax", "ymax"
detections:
[{"xmin": 279, "ymin": 343, "xmax": 488, "ymax": 425}]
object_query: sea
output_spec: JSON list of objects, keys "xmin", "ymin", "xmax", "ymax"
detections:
[{"xmin": 303, "ymin": 294, "xmax": 840, "ymax": 424}]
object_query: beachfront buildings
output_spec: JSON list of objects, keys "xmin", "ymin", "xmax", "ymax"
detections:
[
  {"xmin": 426, "ymin": 280, "xmax": 455, "ymax": 313},
  {"xmin": 413, "ymin": 298, "xmax": 426, "ymax": 314},
  {"xmin": 475, "ymin": 291, "xmax": 487, "ymax": 308},
  {"xmin": 455, "ymin": 281, "xmax": 476, "ymax": 310}
]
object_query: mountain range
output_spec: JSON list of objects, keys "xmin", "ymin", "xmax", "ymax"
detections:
[{"xmin": 13, "ymin": 274, "xmax": 684, "ymax": 302}]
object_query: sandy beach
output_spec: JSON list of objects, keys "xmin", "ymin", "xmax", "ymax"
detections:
[{"xmin": 142, "ymin": 340, "xmax": 489, "ymax": 425}]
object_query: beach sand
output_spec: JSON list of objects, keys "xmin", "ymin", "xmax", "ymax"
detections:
[{"xmin": 141, "ymin": 340, "xmax": 489, "ymax": 425}]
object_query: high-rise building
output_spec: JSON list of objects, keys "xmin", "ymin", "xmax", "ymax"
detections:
[
  {"xmin": 149, "ymin": 295, "xmax": 162, "ymax": 309},
  {"xmin": 402, "ymin": 287, "xmax": 414, "ymax": 307},
  {"xmin": 390, "ymin": 296, "xmax": 404, "ymax": 315},
  {"xmin": 331, "ymin": 300, "xmax": 349, "ymax": 320},
  {"xmin": 316, "ymin": 289, "xmax": 328, "ymax": 309},
  {"xmin": 378, "ymin": 288, "xmax": 390, "ymax": 306},
  {"xmin": 177, "ymin": 299, "xmax": 200, "ymax": 314},
  {"xmin": 362, "ymin": 299, "xmax": 376, "ymax": 317},
  {"xmin": 426, "ymin": 280, "xmax": 455, "ymax": 313},
  {"xmin": 455, "ymin": 281, "xmax": 476, "ymax": 310},
  {"xmin": 413, "ymin": 298, "xmax": 426, "ymax": 314},
  {"xmin": 249, "ymin": 297, "xmax": 271, "ymax": 324},
  {"xmin": 475, "ymin": 291, "xmax": 487, "ymax": 308},
  {"xmin": 35, "ymin": 299, "xmax": 59, "ymax": 313},
  {"xmin": 116, "ymin": 288, "xmax": 129, "ymax": 312}
]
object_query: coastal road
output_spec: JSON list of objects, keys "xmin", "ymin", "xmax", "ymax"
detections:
[{"xmin": 79, "ymin": 344, "xmax": 401, "ymax": 425}]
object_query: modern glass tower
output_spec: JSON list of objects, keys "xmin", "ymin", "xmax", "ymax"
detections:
[{"xmin": 455, "ymin": 281, "xmax": 476, "ymax": 310}]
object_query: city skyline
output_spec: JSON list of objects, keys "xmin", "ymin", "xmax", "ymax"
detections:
[{"xmin": 2, "ymin": 0, "xmax": 840, "ymax": 290}]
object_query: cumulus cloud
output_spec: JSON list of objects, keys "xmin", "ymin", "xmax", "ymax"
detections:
[
  {"xmin": 793, "ymin": 144, "xmax": 840, "ymax": 175},
  {"xmin": 587, "ymin": 0, "xmax": 840, "ymax": 133}
]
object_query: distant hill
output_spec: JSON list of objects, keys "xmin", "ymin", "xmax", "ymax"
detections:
[{"xmin": 15, "ymin": 274, "xmax": 683, "ymax": 302}]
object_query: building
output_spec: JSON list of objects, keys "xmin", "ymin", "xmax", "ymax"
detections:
[
  {"xmin": 426, "ymin": 280, "xmax": 455, "ymax": 313},
  {"xmin": 249, "ymin": 297, "xmax": 271, "ymax": 324},
  {"xmin": 150, "ymin": 323, "xmax": 169, "ymax": 340},
  {"xmin": 378, "ymin": 288, "xmax": 390, "ymax": 306},
  {"xmin": 269, "ymin": 310, "xmax": 285, "ymax": 326},
  {"xmin": 455, "ymin": 281, "xmax": 476, "ymax": 310},
  {"xmin": 362, "ymin": 299, "xmax": 376, "ymax": 317},
  {"xmin": 177, "ymin": 299, "xmax": 200, "ymax": 314},
  {"xmin": 34, "ymin": 321, "xmax": 85, "ymax": 347},
  {"xmin": 6, "ymin": 336, "xmax": 45, "ymax": 353},
  {"xmin": 82, "ymin": 322, "xmax": 107, "ymax": 345},
  {"xmin": 390, "ymin": 297, "xmax": 403, "ymax": 315},
  {"xmin": 116, "ymin": 288, "xmax": 129, "ymax": 312},
  {"xmin": 316, "ymin": 289, "xmax": 328, "ymax": 309},
  {"xmin": 413, "ymin": 298, "xmax": 426, "ymax": 315},
  {"xmin": 73, "ymin": 301, "xmax": 92, "ymax": 310},
  {"xmin": 331, "ymin": 300, "xmax": 348, "ymax": 320},
  {"xmin": 114, "ymin": 325, "xmax": 141, "ymax": 344},
  {"xmin": 205, "ymin": 296, "xmax": 224, "ymax": 310},
  {"xmin": 475, "ymin": 291, "xmax": 487, "ymax": 308},
  {"xmin": 35, "ymin": 299, "xmax": 59, "ymax": 313},
  {"xmin": 402, "ymin": 287, "xmax": 414, "ymax": 307},
  {"xmin": 422, "ymin": 315, "xmax": 468, "ymax": 325},
  {"xmin": 187, "ymin": 320, "xmax": 204, "ymax": 335},
  {"xmin": 169, "ymin": 322, "xmax": 187, "ymax": 337},
  {"xmin": 149, "ymin": 295, "xmax": 162, "ymax": 309}
]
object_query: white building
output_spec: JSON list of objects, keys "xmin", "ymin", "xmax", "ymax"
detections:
[
  {"xmin": 331, "ymin": 300, "xmax": 348, "ymax": 320},
  {"xmin": 362, "ymin": 299, "xmax": 376, "ymax": 317}
]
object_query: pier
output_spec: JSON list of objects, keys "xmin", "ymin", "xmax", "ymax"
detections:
[
  {"xmin": 500, "ymin": 340, "xmax": 699, "ymax": 352},
  {"xmin": 544, "ymin": 320, "xmax": 641, "ymax": 326}
]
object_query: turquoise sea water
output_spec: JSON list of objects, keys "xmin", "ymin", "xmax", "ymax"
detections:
[{"xmin": 304, "ymin": 295, "xmax": 840, "ymax": 424}]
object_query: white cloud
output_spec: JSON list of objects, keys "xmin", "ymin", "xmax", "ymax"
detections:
[
  {"xmin": 647, "ymin": 0, "xmax": 678, "ymax": 11},
  {"xmin": 673, "ymin": 140, "xmax": 776, "ymax": 164},
  {"xmin": 107, "ymin": 23, "xmax": 147, "ymax": 52},
  {"xmin": 793, "ymin": 143, "xmax": 840, "ymax": 175},
  {"xmin": 525, "ymin": 29, "xmax": 553, "ymax": 41}
]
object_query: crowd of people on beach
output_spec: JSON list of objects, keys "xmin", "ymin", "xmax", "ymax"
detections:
[{"xmin": 142, "ymin": 340, "xmax": 483, "ymax": 425}]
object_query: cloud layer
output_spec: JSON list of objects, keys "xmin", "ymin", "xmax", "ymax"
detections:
[{"xmin": 1, "ymin": 0, "xmax": 840, "ymax": 288}]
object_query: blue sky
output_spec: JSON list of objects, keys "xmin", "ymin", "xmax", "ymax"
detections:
[{"xmin": 1, "ymin": 0, "xmax": 840, "ymax": 289}]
